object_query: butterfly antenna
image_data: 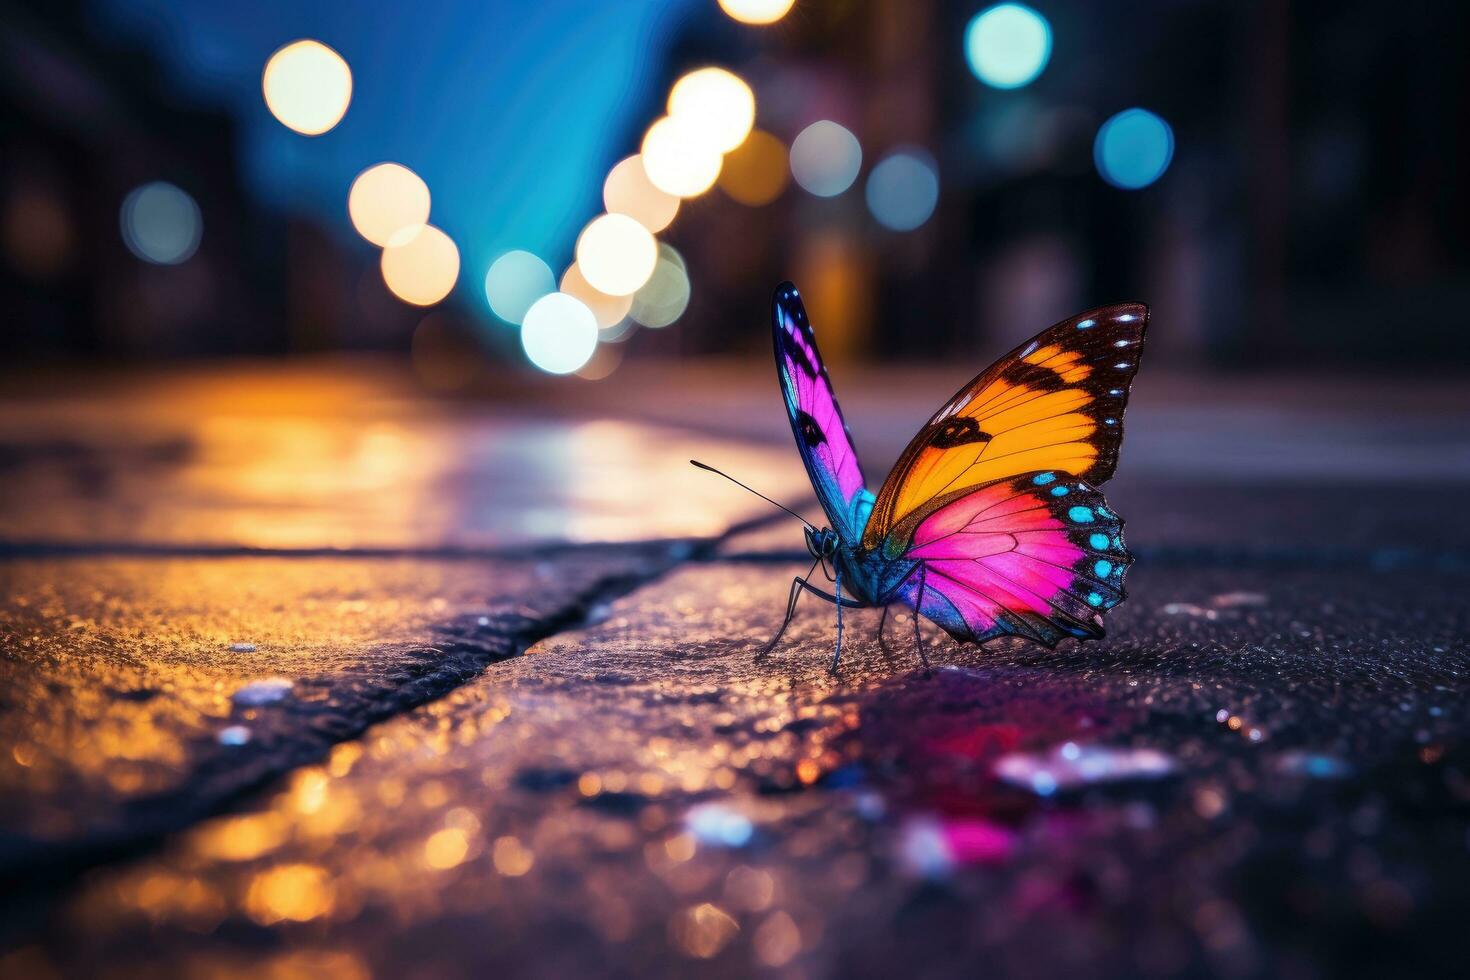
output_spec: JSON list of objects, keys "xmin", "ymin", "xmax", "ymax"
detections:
[{"xmin": 690, "ymin": 460, "xmax": 815, "ymax": 530}]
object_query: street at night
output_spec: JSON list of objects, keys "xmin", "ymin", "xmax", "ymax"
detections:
[
  {"xmin": 1, "ymin": 364, "xmax": 1467, "ymax": 976},
  {"xmin": 3, "ymin": 0, "xmax": 1469, "ymax": 976}
]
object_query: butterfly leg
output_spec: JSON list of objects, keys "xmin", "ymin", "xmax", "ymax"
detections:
[
  {"xmin": 875, "ymin": 565, "xmax": 931, "ymax": 673},
  {"xmin": 758, "ymin": 556, "xmax": 821, "ymax": 660},
  {"xmin": 830, "ymin": 564, "xmax": 844, "ymax": 674},
  {"xmin": 912, "ymin": 564, "xmax": 931, "ymax": 673},
  {"xmin": 876, "ymin": 605, "xmax": 893, "ymax": 659}
]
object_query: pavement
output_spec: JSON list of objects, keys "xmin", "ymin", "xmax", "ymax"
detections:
[{"xmin": 0, "ymin": 359, "xmax": 1467, "ymax": 979}]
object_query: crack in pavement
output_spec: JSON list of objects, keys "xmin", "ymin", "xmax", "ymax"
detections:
[
  {"xmin": 5, "ymin": 499, "xmax": 1464, "ymax": 936},
  {"xmin": 0, "ymin": 513, "xmax": 789, "ymax": 932},
  {"xmin": 0, "ymin": 540, "xmax": 726, "ymax": 560}
]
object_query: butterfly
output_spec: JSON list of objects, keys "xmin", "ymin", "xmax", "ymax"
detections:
[{"xmin": 696, "ymin": 281, "xmax": 1147, "ymax": 672}]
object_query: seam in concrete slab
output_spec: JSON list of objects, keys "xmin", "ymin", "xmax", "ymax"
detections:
[
  {"xmin": 0, "ymin": 540, "xmax": 715, "ymax": 560},
  {"xmin": 0, "ymin": 513, "xmax": 789, "ymax": 929}
]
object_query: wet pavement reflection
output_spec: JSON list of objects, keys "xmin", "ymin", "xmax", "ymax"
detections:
[
  {"xmin": 0, "ymin": 364, "xmax": 1467, "ymax": 977},
  {"xmin": 0, "ymin": 364, "xmax": 805, "ymax": 549},
  {"xmin": 16, "ymin": 562, "xmax": 1466, "ymax": 978}
]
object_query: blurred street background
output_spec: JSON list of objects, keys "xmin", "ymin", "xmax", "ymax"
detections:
[
  {"xmin": 5, "ymin": 0, "xmax": 1468, "ymax": 371},
  {"xmin": 1, "ymin": 1, "xmax": 1469, "ymax": 977}
]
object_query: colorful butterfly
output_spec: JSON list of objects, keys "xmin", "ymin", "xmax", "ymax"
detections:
[{"xmin": 697, "ymin": 281, "xmax": 1147, "ymax": 671}]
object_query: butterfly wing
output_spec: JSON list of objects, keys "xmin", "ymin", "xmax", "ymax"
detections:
[
  {"xmin": 862, "ymin": 304, "xmax": 1147, "ymax": 556},
  {"xmin": 893, "ymin": 472, "xmax": 1132, "ymax": 646},
  {"xmin": 773, "ymin": 281, "xmax": 871, "ymax": 541}
]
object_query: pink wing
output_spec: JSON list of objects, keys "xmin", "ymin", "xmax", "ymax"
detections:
[
  {"xmin": 773, "ymin": 282, "xmax": 870, "ymax": 541},
  {"xmin": 893, "ymin": 471, "xmax": 1131, "ymax": 647}
]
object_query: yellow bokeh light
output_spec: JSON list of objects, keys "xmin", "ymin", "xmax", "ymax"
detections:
[
  {"xmin": 561, "ymin": 263, "xmax": 633, "ymax": 328},
  {"xmin": 574, "ymin": 213, "xmax": 657, "ymax": 296},
  {"xmin": 381, "ymin": 225, "xmax": 459, "ymax": 306},
  {"xmin": 348, "ymin": 163, "xmax": 430, "ymax": 246},
  {"xmin": 492, "ymin": 836, "xmax": 535, "ymax": 876},
  {"xmin": 670, "ymin": 902, "xmax": 741, "ymax": 959},
  {"xmin": 718, "ymin": 129, "xmax": 789, "ymax": 205},
  {"xmin": 244, "ymin": 864, "xmax": 335, "ymax": 924},
  {"xmin": 190, "ymin": 813, "xmax": 288, "ymax": 862},
  {"xmin": 668, "ymin": 67, "xmax": 756, "ymax": 154},
  {"xmin": 262, "ymin": 40, "xmax": 352, "ymax": 136},
  {"xmin": 424, "ymin": 828, "xmax": 470, "ymax": 870},
  {"xmin": 641, "ymin": 116, "xmax": 723, "ymax": 199},
  {"xmin": 717, "ymin": 0, "xmax": 796, "ymax": 25},
  {"xmin": 603, "ymin": 155, "xmax": 679, "ymax": 233}
]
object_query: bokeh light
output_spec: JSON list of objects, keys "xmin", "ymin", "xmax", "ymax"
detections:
[
  {"xmin": 630, "ymin": 244, "xmax": 691, "ymax": 329},
  {"xmin": 381, "ymin": 225, "xmax": 459, "ymax": 306},
  {"xmin": 520, "ymin": 292, "xmax": 598, "ymax": 374},
  {"xmin": 347, "ymin": 163, "xmax": 430, "ymax": 246},
  {"xmin": 717, "ymin": 0, "xmax": 795, "ymax": 24},
  {"xmin": 641, "ymin": 115, "xmax": 723, "ymax": 198},
  {"xmin": 575, "ymin": 343, "xmax": 623, "ymax": 381},
  {"xmin": 484, "ymin": 250, "xmax": 555, "ymax": 324},
  {"xmin": 718, "ymin": 130, "xmax": 789, "ymax": 206},
  {"xmin": 119, "ymin": 182, "xmax": 201, "ymax": 265},
  {"xmin": 574, "ymin": 213, "xmax": 657, "ymax": 296},
  {"xmin": 1094, "ymin": 108, "xmax": 1175, "ymax": 189},
  {"xmin": 603, "ymin": 155, "xmax": 679, "ymax": 233},
  {"xmin": 964, "ymin": 4, "xmax": 1052, "ymax": 90},
  {"xmin": 667, "ymin": 67, "xmax": 756, "ymax": 154},
  {"xmin": 561, "ymin": 262, "xmax": 633, "ymax": 328},
  {"xmin": 789, "ymin": 120, "xmax": 862, "ymax": 197},
  {"xmin": 599, "ymin": 316, "xmax": 639, "ymax": 343},
  {"xmin": 261, "ymin": 40, "xmax": 352, "ymax": 136},
  {"xmin": 865, "ymin": 148, "xmax": 940, "ymax": 231}
]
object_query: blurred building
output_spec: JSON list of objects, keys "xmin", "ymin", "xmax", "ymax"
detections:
[
  {"xmin": 1, "ymin": 0, "xmax": 1467, "ymax": 371},
  {"xmin": 657, "ymin": 0, "xmax": 1470, "ymax": 369},
  {"xmin": 0, "ymin": 0, "xmax": 400, "ymax": 359}
]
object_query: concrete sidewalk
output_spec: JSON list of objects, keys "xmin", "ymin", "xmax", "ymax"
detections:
[{"xmin": 1, "ymin": 361, "xmax": 1466, "ymax": 978}]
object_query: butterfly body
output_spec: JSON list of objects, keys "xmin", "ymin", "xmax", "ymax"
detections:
[{"xmin": 764, "ymin": 281, "xmax": 1146, "ymax": 670}]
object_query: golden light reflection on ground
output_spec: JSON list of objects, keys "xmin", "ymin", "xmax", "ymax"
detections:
[
  {"xmin": 55, "ymin": 562, "xmax": 902, "ymax": 971},
  {"xmin": 245, "ymin": 863, "xmax": 336, "ymax": 923},
  {"xmin": 0, "ymin": 556, "xmax": 612, "ymax": 844},
  {"xmin": 40, "ymin": 552, "xmax": 1464, "ymax": 976},
  {"xmin": 0, "ymin": 363, "xmax": 805, "ymax": 549},
  {"xmin": 6, "ymin": 363, "xmax": 1469, "ymax": 975},
  {"xmin": 423, "ymin": 827, "xmax": 471, "ymax": 870}
]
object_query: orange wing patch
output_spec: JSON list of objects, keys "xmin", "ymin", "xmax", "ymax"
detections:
[
  {"xmin": 889, "ymin": 380, "xmax": 1099, "ymax": 531},
  {"xmin": 863, "ymin": 304, "xmax": 1147, "ymax": 554},
  {"xmin": 1022, "ymin": 344, "xmax": 1093, "ymax": 383}
]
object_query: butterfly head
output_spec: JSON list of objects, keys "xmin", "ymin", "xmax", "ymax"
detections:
[{"xmin": 804, "ymin": 526, "xmax": 840, "ymax": 560}]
